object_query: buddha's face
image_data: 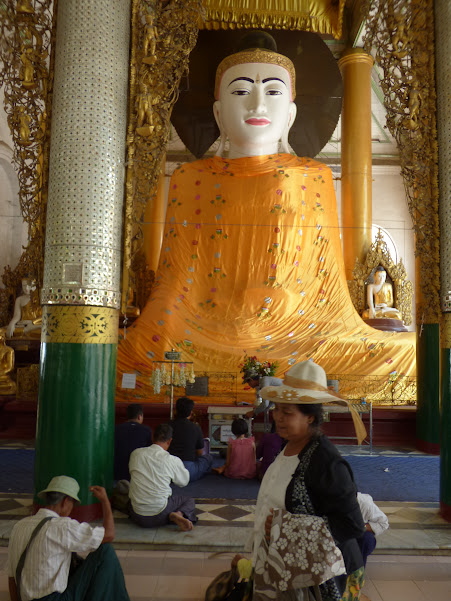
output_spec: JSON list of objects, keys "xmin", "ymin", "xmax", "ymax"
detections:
[
  {"xmin": 374, "ymin": 270, "xmax": 387, "ymax": 285},
  {"xmin": 214, "ymin": 62, "xmax": 297, "ymax": 158},
  {"xmin": 22, "ymin": 279, "xmax": 36, "ymax": 295}
]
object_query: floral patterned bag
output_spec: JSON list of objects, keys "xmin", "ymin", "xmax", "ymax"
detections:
[{"xmin": 254, "ymin": 509, "xmax": 346, "ymax": 600}]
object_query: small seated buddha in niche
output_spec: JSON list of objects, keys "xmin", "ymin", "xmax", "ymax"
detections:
[
  {"xmin": 0, "ymin": 328, "xmax": 16, "ymax": 395},
  {"xmin": 6, "ymin": 278, "xmax": 42, "ymax": 339},
  {"xmin": 362, "ymin": 266, "xmax": 403, "ymax": 321}
]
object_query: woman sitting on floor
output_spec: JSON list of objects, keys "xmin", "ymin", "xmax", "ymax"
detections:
[{"xmin": 213, "ymin": 418, "xmax": 257, "ymax": 479}]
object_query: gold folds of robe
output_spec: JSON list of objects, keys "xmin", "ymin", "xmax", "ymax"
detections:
[{"xmin": 116, "ymin": 154, "xmax": 415, "ymax": 404}]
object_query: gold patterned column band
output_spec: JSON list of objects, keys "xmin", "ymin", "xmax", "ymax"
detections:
[{"xmin": 41, "ymin": 306, "xmax": 119, "ymax": 344}]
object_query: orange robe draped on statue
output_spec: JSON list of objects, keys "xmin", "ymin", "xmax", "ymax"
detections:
[{"xmin": 117, "ymin": 154, "xmax": 415, "ymax": 402}]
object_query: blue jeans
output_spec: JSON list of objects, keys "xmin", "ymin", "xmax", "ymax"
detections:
[
  {"xmin": 357, "ymin": 530, "xmax": 377, "ymax": 566},
  {"xmin": 183, "ymin": 454, "xmax": 213, "ymax": 481}
]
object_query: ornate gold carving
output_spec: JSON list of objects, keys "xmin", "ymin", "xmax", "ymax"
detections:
[
  {"xmin": 348, "ymin": 231, "xmax": 413, "ymax": 326},
  {"xmin": 363, "ymin": 1, "xmax": 440, "ymax": 325},
  {"xmin": 215, "ymin": 49, "xmax": 296, "ymax": 100},
  {"xmin": 41, "ymin": 306, "xmax": 119, "ymax": 344},
  {"xmin": 328, "ymin": 371, "xmax": 417, "ymax": 406},
  {"xmin": 0, "ymin": 1, "xmax": 57, "ymax": 325},
  {"xmin": 121, "ymin": 0, "xmax": 204, "ymax": 315},
  {"xmin": 16, "ymin": 364, "xmax": 39, "ymax": 399},
  {"xmin": 201, "ymin": 0, "xmax": 346, "ymax": 40}
]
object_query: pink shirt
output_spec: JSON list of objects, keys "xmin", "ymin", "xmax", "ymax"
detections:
[{"xmin": 224, "ymin": 436, "xmax": 257, "ymax": 479}]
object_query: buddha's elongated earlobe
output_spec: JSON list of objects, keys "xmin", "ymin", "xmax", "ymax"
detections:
[
  {"xmin": 213, "ymin": 100, "xmax": 226, "ymax": 157},
  {"xmin": 281, "ymin": 102, "xmax": 297, "ymax": 153}
]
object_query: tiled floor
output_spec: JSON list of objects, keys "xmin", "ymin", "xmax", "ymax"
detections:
[
  {"xmin": 1, "ymin": 547, "xmax": 450, "ymax": 601},
  {"xmin": 1, "ymin": 443, "xmax": 450, "ymax": 599}
]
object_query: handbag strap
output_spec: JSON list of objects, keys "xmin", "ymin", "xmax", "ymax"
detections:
[{"xmin": 15, "ymin": 516, "xmax": 54, "ymax": 601}]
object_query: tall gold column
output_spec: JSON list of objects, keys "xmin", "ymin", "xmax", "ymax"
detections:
[{"xmin": 338, "ymin": 49, "xmax": 374, "ymax": 280}]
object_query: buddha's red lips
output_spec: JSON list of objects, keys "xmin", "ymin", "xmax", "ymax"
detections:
[{"xmin": 245, "ymin": 118, "xmax": 270, "ymax": 125}]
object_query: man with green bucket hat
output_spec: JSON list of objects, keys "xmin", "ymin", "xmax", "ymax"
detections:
[{"xmin": 7, "ymin": 475, "xmax": 130, "ymax": 601}]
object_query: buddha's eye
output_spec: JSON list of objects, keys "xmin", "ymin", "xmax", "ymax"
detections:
[
  {"xmin": 231, "ymin": 89, "xmax": 250, "ymax": 96},
  {"xmin": 266, "ymin": 90, "xmax": 282, "ymax": 96}
]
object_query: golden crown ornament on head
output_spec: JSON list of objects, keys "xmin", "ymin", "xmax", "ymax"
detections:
[{"xmin": 214, "ymin": 48, "xmax": 297, "ymax": 100}]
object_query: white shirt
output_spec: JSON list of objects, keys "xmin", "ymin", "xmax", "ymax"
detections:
[
  {"xmin": 357, "ymin": 492, "xmax": 389, "ymax": 536},
  {"xmin": 249, "ymin": 448, "xmax": 299, "ymax": 560},
  {"xmin": 129, "ymin": 444, "xmax": 189, "ymax": 516},
  {"xmin": 7, "ymin": 508, "xmax": 104, "ymax": 601}
]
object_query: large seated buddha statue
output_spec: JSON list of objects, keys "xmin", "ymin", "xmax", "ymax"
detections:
[{"xmin": 116, "ymin": 38, "xmax": 415, "ymax": 400}]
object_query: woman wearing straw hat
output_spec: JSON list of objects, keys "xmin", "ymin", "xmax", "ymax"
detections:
[{"xmin": 251, "ymin": 360, "xmax": 366, "ymax": 601}]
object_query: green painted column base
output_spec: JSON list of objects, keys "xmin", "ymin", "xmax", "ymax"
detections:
[
  {"xmin": 416, "ymin": 324, "xmax": 440, "ymax": 454},
  {"xmin": 441, "ymin": 348, "xmax": 451, "ymax": 520},
  {"xmin": 35, "ymin": 342, "xmax": 117, "ymax": 520}
]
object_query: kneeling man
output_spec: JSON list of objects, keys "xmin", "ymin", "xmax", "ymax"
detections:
[
  {"xmin": 129, "ymin": 423, "xmax": 197, "ymax": 531},
  {"xmin": 7, "ymin": 475, "xmax": 129, "ymax": 601}
]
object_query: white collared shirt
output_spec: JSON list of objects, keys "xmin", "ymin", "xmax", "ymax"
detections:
[
  {"xmin": 129, "ymin": 444, "xmax": 189, "ymax": 516},
  {"xmin": 7, "ymin": 508, "xmax": 104, "ymax": 601},
  {"xmin": 357, "ymin": 492, "xmax": 389, "ymax": 536}
]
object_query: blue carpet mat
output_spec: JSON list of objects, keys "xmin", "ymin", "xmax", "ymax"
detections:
[
  {"xmin": 0, "ymin": 449, "xmax": 35, "ymax": 494},
  {"xmin": 0, "ymin": 448, "xmax": 440, "ymax": 502}
]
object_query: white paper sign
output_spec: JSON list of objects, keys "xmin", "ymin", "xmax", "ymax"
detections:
[{"xmin": 121, "ymin": 373, "xmax": 137, "ymax": 389}]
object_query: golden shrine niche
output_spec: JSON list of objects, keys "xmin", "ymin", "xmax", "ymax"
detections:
[{"xmin": 348, "ymin": 230, "xmax": 413, "ymax": 328}]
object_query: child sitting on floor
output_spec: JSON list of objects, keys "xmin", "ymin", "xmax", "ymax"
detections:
[{"xmin": 213, "ymin": 418, "xmax": 257, "ymax": 479}]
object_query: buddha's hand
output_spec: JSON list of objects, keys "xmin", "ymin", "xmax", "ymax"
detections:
[{"xmin": 6, "ymin": 323, "xmax": 14, "ymax": 338}]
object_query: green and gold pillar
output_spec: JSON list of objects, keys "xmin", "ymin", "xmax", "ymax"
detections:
[
  {"xmin": 338, "ymin": 48, "xmax": 374, "ymax": 280},
  {"xmin": 35, "ymin": 0, "xmax": 131, "ymax": 520},
  {"xmin": 436, "ymin": 0, "xmax": 451, "ymax": 518}
]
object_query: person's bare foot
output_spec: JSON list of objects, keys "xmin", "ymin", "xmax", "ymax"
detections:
[{"xmin": 169, "ymin": 511, "xmax": 194, "ymax": 531}]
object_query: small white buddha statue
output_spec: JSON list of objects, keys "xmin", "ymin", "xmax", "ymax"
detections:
[
  {"xmin": 362, "ymin": 266, "xmax": 403, "ymax": 321},
  {"xmin": 6, "ymin": 278, "xmax": 42, "ymax": 339}
]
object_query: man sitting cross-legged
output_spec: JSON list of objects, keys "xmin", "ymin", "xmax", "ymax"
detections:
[
  {"xmin": 169, "ymin": 396, "xmax": 213, "ymax": 481},
  {"xmin": 7, "ymin": 475, "xmax": 129, "ymax": 601},
  {"xmin": 114, "ymin": 402, "xmax": 152, "ymax": 481},
  {"xmin": 128, "ymin": 423, "xmax": 197, "ymax": 531}
]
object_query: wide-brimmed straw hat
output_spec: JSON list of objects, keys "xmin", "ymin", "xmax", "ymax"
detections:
[
  {"xmin": 260, "ymin": 360, "xmax": 339, "ymax": 404},
  {"xmin": 261, "ymin": 360, "xmax": 367, "ymax": 445},
  {"xmin": 38, "ymin": 475, "xmax": 81, "ymax": 503}
]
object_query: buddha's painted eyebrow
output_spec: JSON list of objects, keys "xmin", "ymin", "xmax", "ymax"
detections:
[
  {"xmin": 262, "ymin": 77, "xmax": 286, "ymax": 86},
  {"xmin": 228, "ymin": 77, "xmax": 254, "ymax": 86},
  {"xmin": 228, "ymin": 76, "xmax": 287, "ymax": 86}
]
